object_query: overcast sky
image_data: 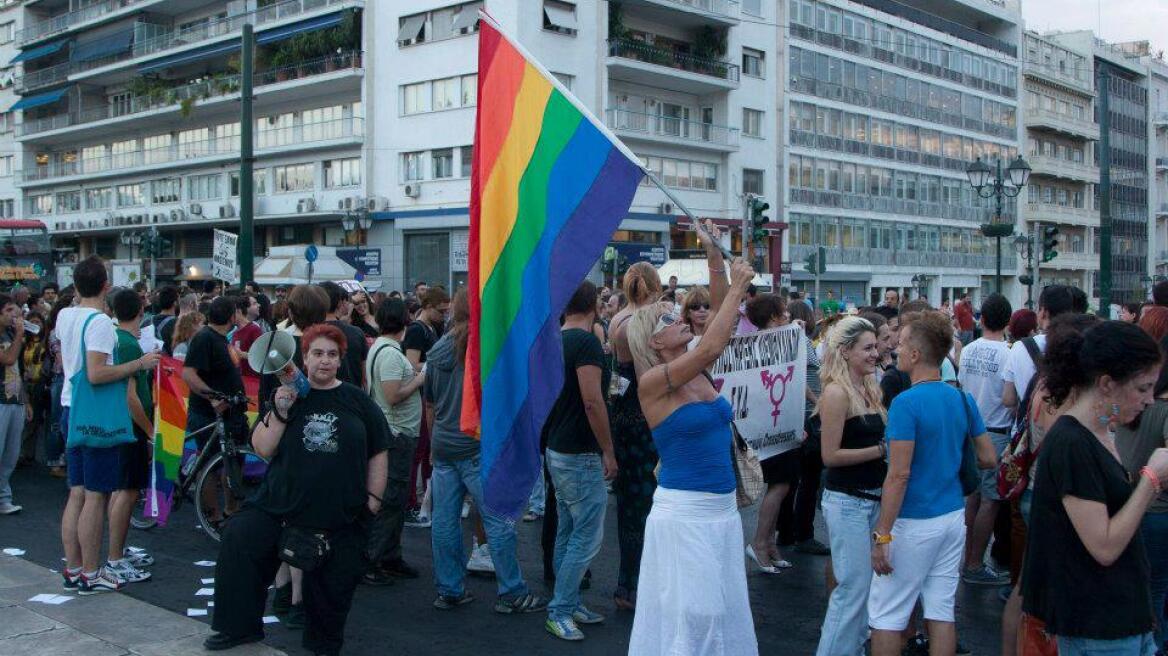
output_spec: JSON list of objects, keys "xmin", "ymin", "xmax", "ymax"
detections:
[{"xmin": 1021, "ymin": 0, "xmax": 1168, "ymax": 53}]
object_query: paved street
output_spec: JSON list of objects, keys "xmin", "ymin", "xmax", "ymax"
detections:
[{"xmin": 1, "ymin": 465, "xmax": 1006, "ymax": 655}]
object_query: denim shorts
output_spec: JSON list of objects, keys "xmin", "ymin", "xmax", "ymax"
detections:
[
  {"xmin": 66, "ymin": 445, "xmax": 121, "ymax": 493},
  {"xmin": 1056, "ymin": 632, "xmax": 1158, "ymax": 656}
]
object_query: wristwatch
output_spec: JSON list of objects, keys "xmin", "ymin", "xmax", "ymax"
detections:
[{"xmin": 871, "ymin": 532, "xmax": 893, "ymax": 545}]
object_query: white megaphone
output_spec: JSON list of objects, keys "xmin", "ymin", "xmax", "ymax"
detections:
[{"xmin": 248, "ymin": 330, "xmax": 310, "ymax": 398}]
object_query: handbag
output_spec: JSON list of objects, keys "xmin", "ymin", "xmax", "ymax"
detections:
[
  {"xmin": 730, "ymin": 422, "xmax": 765, "ymax": 508},
  {"xmin": 956, "ymin": 387, "xmax": 980, "ymax": 497},
  {"xmin": 66, "ymin": 313, "xmax": 135, "ymax": 449},
  {"xmin": 998, "ymin": 377, "xmax": 1042, "ymax": 501},
  {"xmin": 277, "ymin": 524, "xmax": 332, "ymax": 572},
  {"xmin": 1018, "ymin": 613, "xmax": 1059, "ymax": 656}
]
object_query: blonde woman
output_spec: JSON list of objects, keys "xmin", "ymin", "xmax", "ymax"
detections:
[
  {"xmin": 813, "ymin": 317, "xmax": 888, "ymax": 656},
  {"xmin": 170, "ymin": 312, "xmax": 204, "ymax": 361},
  {"xmin": 625, "ymin": 258, "xmax": 757, "ymax": 656}
]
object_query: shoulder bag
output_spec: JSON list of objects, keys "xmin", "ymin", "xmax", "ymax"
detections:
[
  {"xmin": 277, "ymin": 524, "xmax": 331, "ymax": 572},
  {"xmin": 957, "ymin": 387, "xmax": 980, "ymax": 497},
  {"xmin": 67, "ymin": 313, "xmax": 134, "ymax": 449},
  {"xmin": 731, "ymin": 422, "xmax": 765, "ymax": 508}
]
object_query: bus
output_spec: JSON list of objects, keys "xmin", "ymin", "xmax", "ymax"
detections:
[{"xmin": 0, "ymin": 219, "xmax": 53, "ymax": 291}]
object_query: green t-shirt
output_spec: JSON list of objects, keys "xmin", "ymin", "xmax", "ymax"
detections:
[
  {"xmin": 115, "ymin": 328, "xmax": 153, "ymax": 420},
  {"xmin": 365, "ymin": 336, "xmax": 422, "ymax": 438},
  {"xmin": 820, "ymin": 298, "xmax": 841, "ymax": 316}
]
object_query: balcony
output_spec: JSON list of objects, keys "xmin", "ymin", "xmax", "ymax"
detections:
[
  {"xmin": 45, "ymin": 0, "xmax": 359, "ymax": 82},
  {"xmin": 1027, "ymin": 154, "xmax": 1099, "ymax": 184},
  {"xmin": 17, "ymin": 52, "xmax": 362, "ymax": 140},
  {"xmin": 17, "ymin": 116, "xmax": 364, "ymax": 186},
  {"xmin": 788, "ymin": 243, "xmax": 1005, "ymax": 271},
  {"xmin": 606, "ymin": 109, "xmax": 739, "ymax": 151},
  {"xmin": 1157, "ymin": 204, "xmax": 1168, "ymax": 216},
  {"xmin": 15, "ymin": 61, "xmax": 71, "ymax": 93},
  {"xmin": 789, "ymin": 188, "xmax": 1000, "ymax": 224},
  {"xmin": 19, "ymin": 0, "xmax": 157, "ymax": 46},
  {"xmin": 1026, "ymin": 203, "xmax": 1098, "ymax": 227},
  {"xmin": 618, "ymin": 0, "xmax": 740, "ymax": 27},
  {"xmin": 607, "ymin": 39, "xmax": 739, "ymax": 95},
  {"xmin": 1157, "ymin": 158, "xmax": 1168, "ymax": 170},
  {"xmin": 1155, "ymin": 112, "xmax": 1168, "ymax": 128},
  {"xmin": 1026, "ymin": 107, "xmax": 1099, "ymax": 141}
]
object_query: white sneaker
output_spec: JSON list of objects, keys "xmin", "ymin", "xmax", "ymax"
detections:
[
  {"xmin": 466, "ymin": 541, "xmax": 495, "ymax": 574},
  {"xmin": 123, "ymin": 548, "xmax": 154, "ymax": 567},
  {"xmin": 0, "ymin": 502, "xmax": 22, "ymax": 515},
  {"xmin": 106, "ymin": 559, "xmax": 152, "ymax": 584}
]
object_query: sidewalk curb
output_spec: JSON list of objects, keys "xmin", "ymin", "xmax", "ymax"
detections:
[{"xmin": 0, "ymin": 554, "xmax": 285, "ymax": 656}]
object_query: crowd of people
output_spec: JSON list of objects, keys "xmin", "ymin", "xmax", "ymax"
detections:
[{"xmin": 3, "ymin": 246, "xmax": 1168, "ymax": 656}]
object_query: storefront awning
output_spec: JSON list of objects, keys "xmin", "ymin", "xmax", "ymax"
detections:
[
  {"xmin": 8, "ymin": 87, "xmax": 69, "ymax": 112},
  {"xmin": 71, "ymin": 28, "xmax": 134, "ymax": 63},
  {"xmin": 9, "ymin": 39, "xmax": 69, "ymax": 65},
  {"xmin": 256, "ymin": 11, "xmax": 345, "ymax": 45},
  {"xmin": 138, "ymin": 39, "xmax": 240, "ymax": 74}
]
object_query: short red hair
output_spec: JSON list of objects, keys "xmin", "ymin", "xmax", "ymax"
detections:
[
  {"xmin": 1139, "ymin": 306, "xmax": 1168, "ymax": 343},
  {"xmin": 300, "ymin": 323, "xmax": 348, "ymax": 359}
]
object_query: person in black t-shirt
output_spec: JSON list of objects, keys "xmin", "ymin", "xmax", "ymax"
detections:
[
  {"xmin": 180, "ymin": 297, "xmax": 246, "ymax": 448},
  {"xmin": 318, "ymin": 282, "xmax": 367, "ymax": 387},
  {"xmin": 401, "ymin": 286, "xmax": 450, "ymax": 518},
  {"xmin": 207, "ymin": 323, "xmax": 389, "ymax": 655},
  {"xmin": 1021, "ymin": 320, "xmax": 1168, "ymax": 654}
]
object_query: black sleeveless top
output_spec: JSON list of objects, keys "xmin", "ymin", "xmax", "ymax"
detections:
[{"xmin": 824, "ymin": 413, "xmax": 887, "ymax": 492}]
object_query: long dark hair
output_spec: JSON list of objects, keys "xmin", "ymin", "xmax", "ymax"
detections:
[
  {"xmin": 1043, "ymin": 318, "xmax": 1160, "ymax": 408},
  {"xmin": 450, "ymin": 288, "xmax": 470, "ymax": 365}
]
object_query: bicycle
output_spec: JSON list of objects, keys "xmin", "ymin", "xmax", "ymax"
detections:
[{"xmin": 170, "ymin": 391, "xmax": 269, "ymax": 542}]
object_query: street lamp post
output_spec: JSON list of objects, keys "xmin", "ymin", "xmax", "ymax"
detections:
[
  {"xmin": 341, "ymin": 208, "xmax": 373, "ymax": 246},
  {"xmin": 120, "ymin": 226, "xmax": 163, "ymax": 290},
  {"xmin": 967, "ymin": 155, "xmax": 1031, "ymax": 295}
]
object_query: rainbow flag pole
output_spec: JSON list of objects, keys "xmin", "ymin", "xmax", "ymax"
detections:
[{"xmin": 459, "ymin": 12, "xmax": 651, "ymax": 519}]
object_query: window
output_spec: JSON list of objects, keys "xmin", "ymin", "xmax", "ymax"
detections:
[
  {"xmin": 0, "ymin": 155, "xmax": 9, "ymax": 177},
  {"xmin": 742, "ymin": 108, "xmax": 763, "ymax": 137},
  {"xmin": 324, "ymin": 157, "xmax": 361, "ymax": 188},
  {"xmin": 111, "ymin": 140, "xmax": 137, "ymax": 169},
  {"xmin": 551, "ymin": 72, "xmax": 573, "ymax": 91},
  {"xmin": 641, "ymin": 155, "xmax": 716, "ymax": 191},
  {"xmin": 179, "ymin": 128, "xmax": 211, "ymax": 158},
  {"xmin": 216, "ymin": 122, "xmax": 241, "ymax": 152},
  {"xmin": 432, "ymin": 148, "xmax": 454, "ymax": 179},
  {"xmin": 398, "ymin": 12, "xmax": 427, "ymax": 46},
  {"xmin": 86, "ymin": 187, "xmax": 112, "ymax": 210},
  {"xmin": 742, "ymin": 168, "xmax": 764, "ymax": 195},
  {"xmin": 143, "ymin": 134, "xmax": 172, "ymax": 165},
  {"xmin": 403, "ymin": 151, "xmax": 424, "ymax": 181},
  {"xmin": 116, "ymin": 183, "xmax": 144, "ymax": 207},
  {"xmin": 742, "ymin": 0, "xmax": 762, "ymax": 16},
  {"xmin": 432, "ymin": 76, "xmax": 460, "ymax": 111},
  {"xmin": 55, "ymin": 191, "xmax": 80, "ymax": 213},
  {"xmin": 27, "ymin": 194, "xmax": 51, "ymax": 216},
  {"xmin": 188, "ymin": 173, "xmax": 222, "ymax": 201},
  {"xmin": 230, "ymin": 170, "xmax": 267, "ymax": 197},
  {"xmin": 258, "ymin": 113, "xmax": 293, "ymax": 148},
  {"xmin": 543, "ymin": 0, "xmax": 577, "ymax": 36},
  {"xmin": 274, "ymin": 163, "xmax": 314, "ymax": 192},
  {"xmin": 0, "ymin": 111, "xmax": 10, "ymax": 132},
  {"xmin": 302, "ymin": 105, "xmax": 343, "ymax": 141},
  {"xmin": 742, "ymin": 48, "xmax": 765, "ymax": 78},
  {"xmin": 402, "ymin": 82, "xmax": 429, "ymax": 114},
  {"xmin": 0, "ymin": 200, "xmax": 13, "ymax": 218},
  {"xmin": 0, "ymin": 22, "xmax": 12, "ymax": 44},
  {"xmin": 461, "ymin": 74, "xmax": 478, "ymax": 105},
  {"xmin": 151, "ymin": 177, "xmax": 181, "ymax": 204},
  {"xmin": 460, "ymin": 145, "xmax": 473, "ymax": 178}
]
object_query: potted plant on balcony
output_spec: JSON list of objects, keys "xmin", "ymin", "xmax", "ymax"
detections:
[{"xmin": 179, "ymin": 96, "xmax": 195, "ymax": 118}]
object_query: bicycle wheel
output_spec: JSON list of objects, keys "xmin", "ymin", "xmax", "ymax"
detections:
[
  {"xmin": 193, "ymin": 448, "xmax": 269, "ymax": 542},
  {"xmin": 130, "ymin": 492, "xmax": 158, "ymax": 531}
]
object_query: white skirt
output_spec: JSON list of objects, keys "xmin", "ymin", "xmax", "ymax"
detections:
[{"xmin": 628, "ymin": 487, "xmax": 759, "ymax": 656}]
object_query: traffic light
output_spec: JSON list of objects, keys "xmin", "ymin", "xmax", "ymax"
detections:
[
  {"xmin": 804, "ymin": 246, "xmax": 826, "ymax": 275},
  {"xmin": 1041, "ymin": 226, "xmax": 1059, "ymax": 263},
  {"xmin": 748, "ymin": 195, "xmax": 770, "ymax": 245}
]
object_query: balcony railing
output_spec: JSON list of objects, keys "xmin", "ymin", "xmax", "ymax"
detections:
[
  {"xmin": 789, "ymin": 243, "xmax": 1005, "ymax": 270},
  {"xmin": 15, "ymin": 61, "xmax": 72, "ymax": 93},
  {"xmin": 59, "ymin": 0, "xmax": 356, "ymax": 78},
  {"xmin": 1026, "ymin": 203, "xmax": 1097, "ymax": 223},
  {"xmin": 789, "ymin": 188, "xmax": 1001, "ymax": 224},
  {"xmin": 606, "ymin": 109, "xmax": 739, "ymax": 147},
  {"xmin": 19, "ymin": 0, "xmax": 149, "ymax": 45},
  {"xmin": 1028, "ymin": 155, "xmax": 1099, "ymax": 181},
  {"xmin": 607, "ymin": 39, "xmax": 739, "ymax": 83},
  {"xmin": 17, "ymin": 52, "xmax": 362, "ymax": 138},
  {"xmin": 647, "ymin": 0, "xmax": 740, "ymax": 20},
  {"xmin": 18, "ymin": 116, "xmax": 363, "ymax": 183},
  {"xmin": 1026, "ymin": 107, "xmax": 1099, "ymax": 138}
]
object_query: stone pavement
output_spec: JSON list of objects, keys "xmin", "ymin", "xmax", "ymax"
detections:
[{"xmin": 0, "ymin": 554, "xmax": 284, "ymax": 656}]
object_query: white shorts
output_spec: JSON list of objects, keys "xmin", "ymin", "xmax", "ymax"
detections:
[{"xmin": 867, "ymin": 509, "xmax": 965, "ymax": 630}]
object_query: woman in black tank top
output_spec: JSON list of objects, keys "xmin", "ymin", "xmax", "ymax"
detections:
[{"xmin": 814, "ymin": 317, "xmax": 889, "ymax": 656}]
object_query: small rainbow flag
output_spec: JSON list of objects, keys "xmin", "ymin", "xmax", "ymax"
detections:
[
  {"xmin": 147, "ymin": 356, "xmax": 259, "ymax": 524},
  {"xmin": 461, "ymin": 14, "xmax": 645, "ymax": 518}
]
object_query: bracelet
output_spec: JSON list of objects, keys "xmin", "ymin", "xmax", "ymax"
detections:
[
  {"xmin": 1141, "ymin": 466, "xmax": 1163, "ymax": 494},
  {"xmin": 708, "ymin": 266, "xmax": 726, "ymax": 273}
]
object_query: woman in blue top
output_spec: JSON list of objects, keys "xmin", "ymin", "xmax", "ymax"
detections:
[{"xmin": 625, "ymin": 257, "xmax": 757, "ymax": 656}]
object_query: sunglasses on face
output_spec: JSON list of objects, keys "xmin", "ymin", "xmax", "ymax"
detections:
[
  {"xmin": 654, "ymin": 312, "xmax": 680, "ymax": 335},
  {"xmin": 687, "ymin": 303, "xmax": 710, "ymax": 311}
]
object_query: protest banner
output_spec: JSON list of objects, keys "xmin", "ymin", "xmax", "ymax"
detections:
[
  {"xmin": 711, "ymin": 324, "xmax": 807, "ymax": 461},
  {"xmin": 212, "ymin": 229, "xmax": 238, "ymax": 284}
]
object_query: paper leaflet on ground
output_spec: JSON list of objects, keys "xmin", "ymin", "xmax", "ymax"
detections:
[
  {"xmin": 2, "ymin": 548, "xmax": 26, "ymax": 556},
  {"xmin": 28, "ymin": 594, "xmax": 73, "ymax": 604},
  {"xmin": 147, "ymin": 356, "xmax": 261, "ymax": 523},
  {"xmin": 711, "ymin": 325, "xmax": 808, "ymax": 461}
]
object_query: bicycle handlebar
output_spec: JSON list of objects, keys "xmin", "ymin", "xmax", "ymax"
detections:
[{"xmin": 205, "ymin": 391, "xmax": 250, "ymax": 407}]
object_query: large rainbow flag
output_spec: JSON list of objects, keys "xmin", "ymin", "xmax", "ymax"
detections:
[
  {"xmin": 461, "ymin": 14, "xmax": 645, "ymax": 518},
  {"xmin": 147, "ymin": 356, "xmax": 259, "ymax": 524}
]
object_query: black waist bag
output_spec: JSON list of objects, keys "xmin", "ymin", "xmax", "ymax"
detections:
[{"xmin": 278, "ymin": 525, "xmax": 331, "ymax": 571}]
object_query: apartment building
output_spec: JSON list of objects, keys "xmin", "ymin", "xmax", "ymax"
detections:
[
  {"xmin": 783, "ymin": 0, "xmax": 1023, "ymax": 307},
  {"xmin": 1017, "ymin": 30, "xmax": 1098, "ymax": 306},
  {"xmin": 10, "ymin": 0, "xmax": 368, "ymax": 285},
  {"xmin": 372, "ymin": 0, "xmax": 781, "ymax": 293},
  {"xmin": 1145, "ymin": 55, "xmax": 1168, "ymax": 279},
  {"xmin": 0, "ymin": 1, "xmax": 19, "ymax": 222}
]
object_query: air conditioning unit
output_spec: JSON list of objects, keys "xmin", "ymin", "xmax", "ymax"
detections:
[
  {"xmin": 365, "ymin": 196, "xmax": 388, "ymax": 211},
  {"xmin": 658, "ymin": 202, "xmax": 673, "ymax": 214},
  {"xmin": 152, "ymin": 213, "xmax": 165, "ymax": 223},
  {"xmin": 189, "ymin": 203, "xmax": 202, "ymax": 216},
  {"xmin": 220, "ymin": 204, "xmax": 236, "ymax": 218},
  {"xmin": 403, "ymin": 183, "xmax": 421, "ymax": 198},
  {"xmin": 337, "ymin": 198, "xmax": 347, "ymax": 211},
  {"xmin": 298, "ymin": 198, "xmax": 316, "ymax": 213},
  {"xmin": 171, "ymin": 209, "xmax": 186, "ymax": 222}
]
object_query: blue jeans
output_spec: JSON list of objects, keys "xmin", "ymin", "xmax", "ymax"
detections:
[
  {"xmin": 546, "ymin": 450, "xmax": 608, "ymax": 621},
  {"xmin": 1056, "ymin": 632, "xmax": 1158, "ymax": 656},
  {"xmin": 1141, "ymin": 512, "xmax": 1168, "ymax": 650},
  {"xmin": 817, "ymin": 488, "xmax": 881, "ymax": 656},
  {"xmin": 431, "ymin": 456, "xmax": 528, "ymax": 600},
  {"xmin": 527, "ymin": 455, "xmax": 545, "ymax": 515},
  {"xmin": 47, "ymin": 374, "xmax": 64, "ymax": 463}
]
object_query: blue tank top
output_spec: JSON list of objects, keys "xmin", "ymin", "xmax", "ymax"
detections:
[{"xmin": 652, "ymin": 397, "xmax": 736, "ymax": 494}]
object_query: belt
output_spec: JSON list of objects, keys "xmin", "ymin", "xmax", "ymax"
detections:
[
  {"xmin": 987, "ymin": 426, "xmax": 1012, "ymax": 434},
  {"xmin": 825, "ymin": 482, "xmax": 882, "ymax": 502}
]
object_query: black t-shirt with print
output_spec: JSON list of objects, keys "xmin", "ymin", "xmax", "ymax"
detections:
[
  {"xmin": 402, "ymin": 320, "xmax": 441, "ymax": 363},
  {"xmin": 544, "ymin": 328, "xmax": 610, "ymax": 455},
  {"xmin": 249, "ymin": 382, "xmax": 391, "ymax": 530},
  {"xmin": 1021, "ymin": 415, "xmax": 1154, "ymax": 639},
  {"xmin": 184, "ymin": 326, "xmax": 244, "ymax": 418}
]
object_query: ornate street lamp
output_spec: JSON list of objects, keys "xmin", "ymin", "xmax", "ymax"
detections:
[{"xmin": 967, "ymin": 155, "xmax": 1030, "ymax": 294}]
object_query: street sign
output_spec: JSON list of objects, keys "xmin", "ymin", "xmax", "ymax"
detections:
[
  {"xmin": 304, "ymin": 244, "xmax": 319, "ymax": 263},
  {"xmin": 112, "ymin": 262, "xmax": 140, "ymax": 287},
  {"xmin": 212, "ymin": 229, "xmax": 239, "ymax": 283},
  {"xmin": 450, "ymin": 232, "xmax": 469, "ymax": 273},
  {"xmin": 336, "ymin": 248, "xmax": 382, "ymax": 278}
]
